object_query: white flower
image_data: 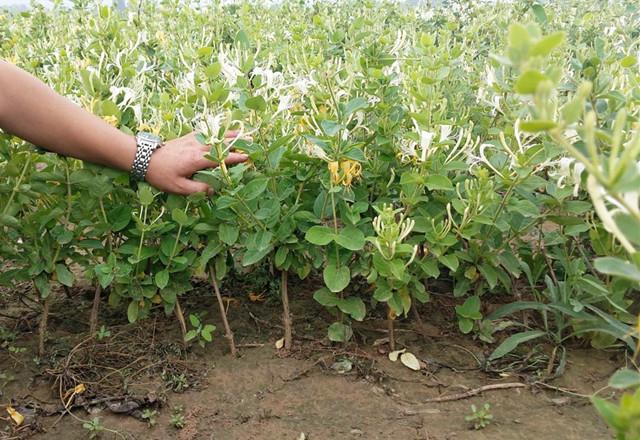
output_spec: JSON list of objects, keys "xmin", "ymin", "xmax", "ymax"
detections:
[
  {"xmin": 413, "ymin": 119, "xmax": 435, "ymax": 162},
  {"xmin": 587, "ymin": 175, "xmax": 636, "ymax": 254},
  {"xmin": 300, "ymin": 141, "xmax": 329, "ymax": 161},
  {"xmin": 252, "ymin": 66, "xmax": 285, "ymax": 90},
  {"xmin": 485, "ymin": 66, "xmax": 496, "ymax": 87},
  {"xmin": 550, "ymin": 157, "xmax": 586, "ymax": 197},
  {"xmin": 275, "ymin": 94, "xmax": 294, "ymax": 115},
  {"xmin": 218, "ymin": 49, "xmax": 242, "ymax": 85},
  {"xmin": 440, "ymin": 125, "xmax": 453, "ymax": 142},
  {"xmin": 291, "ymin": 76, "xmax": 316, "ymax": 95}
]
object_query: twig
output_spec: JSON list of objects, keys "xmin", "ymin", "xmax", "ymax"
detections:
[{"xmin": 421, "ymin": 382, "xmax": 527, "ymax": 403}]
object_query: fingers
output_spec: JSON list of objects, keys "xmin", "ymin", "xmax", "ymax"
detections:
[
  {"xmin": 176, "ymin": 178, "xmax": 210, "ymax": 196},
  {"xmin": 224, "ymin": 152, "xmax": 249, "ymax": 165},
  {"xmin": 224, "ymin": 129, "xmax": 240, "ymax": 139}
]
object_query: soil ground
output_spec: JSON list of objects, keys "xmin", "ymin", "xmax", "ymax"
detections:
[{"xmin": 0, "ymin": 277, "xmax": 621, "ymax": 440}]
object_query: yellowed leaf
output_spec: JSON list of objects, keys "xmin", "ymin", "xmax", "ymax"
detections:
[
  {"xmin": 400, "ymin": 352, "xmax": 421, "ymax": 371},
  {"xmin": 6, "ymin": 406, "xmax": 24, "ymax": 426},
  {"xmin": 74, "ymin": 383, "xmax": 86, "ymax": 394},
  {"xmin": 275, "ymin": 337, "xmax": 285, "ymax": 349},
  {"xmin": 388, "ymin": 349, "xmax": 406, "ymax": 362},
  {"xmin": 249, "ymin": 292, "xmax": 266, "ymax": 302}
]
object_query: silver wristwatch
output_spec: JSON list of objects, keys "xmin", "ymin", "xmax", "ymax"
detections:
[{"xmin": 131, "ymin": 132, "xmax": 164, "ymax": 181}]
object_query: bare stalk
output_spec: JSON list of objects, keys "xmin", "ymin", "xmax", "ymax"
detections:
[
  {"xmin": 89, "ymin": 284, "xmax": 102, "ymax": 336},
  {"xmin": 281, "ymin": 270, "xmax": 293, "ymax": 350},
  {"xmin": 209, "ymin": 265, "xmax": 237, "ymax": 357},
  {"xmin": 38, "ymin": 295, "xmax": 52, "ymax": 357}
]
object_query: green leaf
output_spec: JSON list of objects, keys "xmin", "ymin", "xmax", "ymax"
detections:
[
  {"xmin": 239, "ymin": 178, "xmax": 269, "ymax": 201},
  {"xmin": 184, "ymin": 330, "xmax": 198, "ymax": 342},
  {"xmin": 320, "ymin": 120, "xmax": 342, "ymax": 136},
  {"xmin": 478, "ymin": 264, "xmax": 498, "ymax": 289},
  {"xmin": 328, "ymin": 322, "xmax": 353, "ymax": 342},
  {"xmin": 438, "ymin": 254, "xmax": 459, "ymax": 272},
  {"xmin": 335, "ymin": 226, "xmax": 365, "ymax": 251},
  {"xmin": 245, "ymin": 96, "xmax": 267, "ymax": 112},
  {"xmin": 138, "ymin": 185, "xmax": 154, "ymax": 206},
  {"xmin": 458, "ymin": 317, "xmax": 473, "ymax": 334},
  {"xmin": 621, "ymin": 55, "xmax": 637, "ymax": 68},
  {"xmin": 189, "ymin": 314, "xmax": 200, "ymax": 328},
  {"xmin": 218, "ymin": 223, "xmax": 239, "ymax": 245},
  {"xmin": 127, "ymin": 301, "xmax": 139, "ymax": 323},
  {"xmin": 519, "ymin": 120, "xmax": 556, "ymax": 132},
  {"xmin": 323, "ymin": 264, "xmax": 350, "ymax": 293},
  {"xmin": 489, "ymin": 330, "xmax": 546, "ymax": 361},
  {"xmin": 55, "ymin": 264, "xmax": 74, "ymax": 287},
  {"xmin": 305, "ymin": 226, "xmax": 336, "ymax": 245},
  {"xmin": 241, "ymin": 246, "xmax": 271, "ymax": 266},
  {"xmin": 337, "ymin": 297, "xmax": 366, "ymax": 321},
  {"xmin": 608, "ymin": 369, "xmax": 640, "ymax": 390},
  {"xmin": 275, "ymin": 246, "xmax": 289, "ymax": 268},
  {"xmin": 108, "ymin": 206, "xmax": 131, "ymax": 231},
  {"xmin": 425, "ymin": 175, "xmax": 453, "ymax": 191},
  {"xmin": 515, "ymin": 70, "xmax": 548, "ymax": 94},
  {"xmin": 201, "ymin": 324, "xmax": 216, "ymax": 342},
  {"xmin": 171, "ymin": 208, "xmax": 190, "ymax": 226},
  {"xmin": 508, "ymin": 23, "xmax": 531, "ymax": 50},
  {"xmin": 343, "ymin": 97, "xmax": 368, "ymax": 117},
  {"xmin": 205, "ymin": 62, "xmax": 221, "ymax": 78},
  {"xmin": 0, "ymin": 214, "xmax": 20, "ymax": 229},
  {"xmin": 591, "ymin": 396, "xmax": 620, "ymax": 429},
  {"xmin": 530, "ymin": 32, "xmax": 565, "ymax": 57},
  {"xmin": 155, "ymin": 270, "xmax": 169, "ymax": 289},
  {"xmin": 34, "ymin": 274, "xmax": 51, "ymax": 299},
  {"xmin": 594, "ymin": 257, "xmax": 640, "ymax": 283},
  {"xmin": 455, "ymin": 295, "xmax": 482, "ymax": 320},
  {"xmin": 313, "ymin": 287, "xmax": 339, "ymax": 307},
  {"xmin": 531, "ymin": 4, "xmax": 547, "ymax": 24}
]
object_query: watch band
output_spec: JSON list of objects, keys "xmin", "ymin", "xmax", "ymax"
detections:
[{"xmin": 131, "ymin": 132, "xmax": 163, "ymax": 181}]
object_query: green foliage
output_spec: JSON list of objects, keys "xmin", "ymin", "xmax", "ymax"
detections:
[
  {"xmin": 0, "ymin": 0, "xmax": 639, "ymax": 378},
  {"xmin": 465, "ymin": 403, "xmax": 493, "ymax": 430}
]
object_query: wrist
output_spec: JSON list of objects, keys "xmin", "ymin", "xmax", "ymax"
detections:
[{"xmin": 111, "ymin": 132, "xmax": 137, "ymax": 172}]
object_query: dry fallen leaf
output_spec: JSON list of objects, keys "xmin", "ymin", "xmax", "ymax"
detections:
[
  {"xmin": 275, "ymin": 337, "xmax": 285, "ymax": 349},
  {"xmin": 388, "ymin": 349, "xmax": 406, "ymax": 362},
  {"xmin": 6, "ymin": 406, "xmax": 24, "ymax": 426},
  {"xmin": 400, "ymin": 352, "xmax": 421, "ymax": 371},
  {"xmin": 249, "ymin": 292, "xmax": 267, "ymax": 302}
]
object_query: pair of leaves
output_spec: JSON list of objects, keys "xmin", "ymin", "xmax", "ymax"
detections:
[
  {"xmin": 305, "ymin": 225, "xmax": 365, "ymax": 251},
  {"xmin": 313, "ymin": 288, "xmax": 365, "ymax": 321}
]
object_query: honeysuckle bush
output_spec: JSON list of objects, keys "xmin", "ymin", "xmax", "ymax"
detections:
[{"xmin": 0, "ymin": 0, "xmax": 639, "ymax": 365}]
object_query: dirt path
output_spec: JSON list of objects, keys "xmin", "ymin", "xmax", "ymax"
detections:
[{"xmin": 0, "ymin": 281, "xmax": 619, "ymax": 440}]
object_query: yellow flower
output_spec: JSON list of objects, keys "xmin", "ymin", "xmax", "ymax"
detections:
[
  {"xmin": 328, "ymin": 160, "xmax": 362, "ymax": 187},
  {"xmin": 137, "ymin": 123, "xmax": 162, "ymax": 135},
  {"xmin": 328, "ymin": 161, "xmax": 340, "ymax": 185},
  {"xmin": 102, "ymin": 115, "xmax": 119, "ymax": 127}
]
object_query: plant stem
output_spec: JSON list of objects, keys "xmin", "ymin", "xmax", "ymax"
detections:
[
  {"xmin": 209, "ymin": 265, "xmax": 237, "ymax": 357},
  {"xmin": 38, "ymin": 294, "xmax": 52, "ymax": 357},
  {"xmin": 3, "ymin": 154, "xmax": 31, "ymax": 216},
  {"xmin": 174, "ymin": 300, "xmax": 188, "ymax": 346},
  {"xmin": 281, "ymin": 270, "xmax": 293, "ymax": 350},
  {"xmin": 89, "ymin": 284, "xmax": 102, "ymax": 336},
  {"xmin": 387, "ymin": 307, "xmax": 396, "ymax": 352}
]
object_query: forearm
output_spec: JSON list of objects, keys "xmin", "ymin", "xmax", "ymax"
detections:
[{"xmin": 0, "ymin": 60, "xmax": 135, "ymax": 171}]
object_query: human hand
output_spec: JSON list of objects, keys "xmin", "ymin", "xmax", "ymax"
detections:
[{"xmin": 145, "ymin": 130, "xmax": 247, "ymax": 195}]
